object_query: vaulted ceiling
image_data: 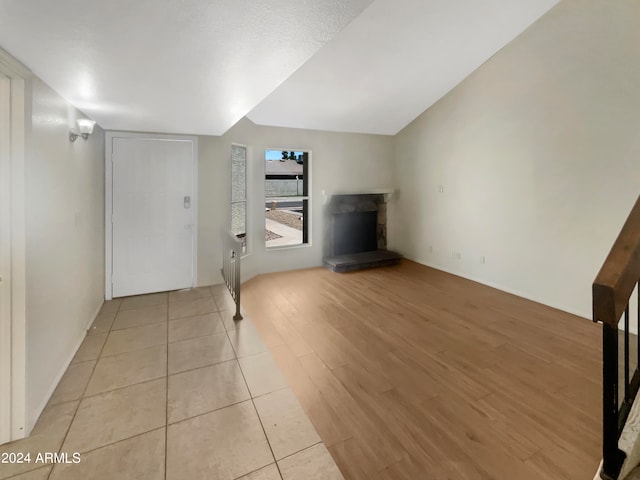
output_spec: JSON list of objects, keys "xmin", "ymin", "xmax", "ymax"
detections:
[{"xmin": 0, "ymin": 0, "xmax": 559, "ymax": 136}]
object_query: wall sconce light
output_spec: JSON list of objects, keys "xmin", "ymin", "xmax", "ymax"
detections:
[{"xmin": 69, "ymin": 119, "xmax": 96, "ymax": 142}]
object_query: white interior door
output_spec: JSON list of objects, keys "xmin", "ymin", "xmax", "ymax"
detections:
[
  {"xmin": 0, "ymin": 74, "xmax": 12, "ymax": 444},
  {"xmin": 111, "ymin": 137, "xmax": 196, "ymax": 297},
  {"xmin": 0, "ymin": 56, "xmax": 27, "ymax": 442}
]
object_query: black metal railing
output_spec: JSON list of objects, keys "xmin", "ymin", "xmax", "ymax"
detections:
[
  {"xmin": 594, "ymin": 195, "xmax": 640, "ymax": 480},
  {"xmin": 221, "ymin": 229, "xmax": 243, "ymax": 321}
]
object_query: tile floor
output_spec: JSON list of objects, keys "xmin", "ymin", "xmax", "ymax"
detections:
[{"xmin": 0, "ymin": 285, "xmax": 344, "ymax": 480}]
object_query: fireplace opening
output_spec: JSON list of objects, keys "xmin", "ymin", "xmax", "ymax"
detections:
[
  {"xmin": 323, "ymin": 193, "xmax": 401, "ymax": 272},
  {"xmin": 333, "ymin": 211, "xmax": 377, "ymax": 256}
]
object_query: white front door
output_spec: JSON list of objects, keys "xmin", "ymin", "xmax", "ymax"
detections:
[{"xmin": 111, "ymin": 136, "xmax": 196, "ymax": 298}]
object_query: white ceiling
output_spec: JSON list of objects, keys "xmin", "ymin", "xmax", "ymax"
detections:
[
  {"xmin": 248, "ymin": 0, "xmax": 560, "ymax": 135},
  {"xmin": 0, "ymin": 0, "xmax": 558, "ymax": 136}
]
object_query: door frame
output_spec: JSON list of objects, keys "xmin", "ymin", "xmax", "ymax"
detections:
[
  {"xmin": 0, "ymin": 49, "xmax": 28, "ymax": 442},
  {"xmin": 105, "ymin": 131, "xmax": 199, "ymax": 300}
]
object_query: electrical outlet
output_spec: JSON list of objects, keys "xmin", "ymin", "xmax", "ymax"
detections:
[
  {"xmin": 480, "ymin": 255, "xmax": 486, "ymax": 264},
  {"xmin": 438, "ymin": 185, "xmax": 444, "ymax": 193},
  {"xmin": 428, "ymin": 245, "xmax": 433, "ymax": 253},
  {"xmin": 453, "ymin": 251, "xmax": 461, "ymax": 260}
]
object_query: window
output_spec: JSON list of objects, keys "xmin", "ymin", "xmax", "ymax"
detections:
[
  {"xmin": 231, "ymin": 144, "xmax": 247, "ymax": 253},
  {"xmin": 265, "ymin": 149, "xmax": 309, "ymax": 248}
]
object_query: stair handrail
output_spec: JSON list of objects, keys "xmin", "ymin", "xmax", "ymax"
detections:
[
  {"xmin": 221, "ymin": 229, "xmax": 243, "ymax": 321},
  {"xmin": 594, "ymin": 195, "xmax": 640, "ymax": 479}
]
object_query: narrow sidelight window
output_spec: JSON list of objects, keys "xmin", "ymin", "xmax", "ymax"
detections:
[{"xmin": 231, "ymin": 144, "xmax": 247, "ymax": 253}]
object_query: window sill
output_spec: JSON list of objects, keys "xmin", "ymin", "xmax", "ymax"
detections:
[{"xmin": 265, "ymin": 243, "xmax": 312, "ymax": 252}]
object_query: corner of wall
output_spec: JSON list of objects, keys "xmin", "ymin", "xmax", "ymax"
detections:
[{"xmin": 25, "ymin": 77, "xmax": 106, "ymax": 430}]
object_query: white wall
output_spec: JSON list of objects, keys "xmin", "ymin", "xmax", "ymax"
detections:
[
  {"xmin": 196, "ymin": 133, "xmax": 228, "ymax": 286},
  {"xmin": 197, "ymin": 118, "xmax": 394, "ymax": 285},
  {"xmin": 25, "ymin": 77, "xmax": 104, "ymax": 430},
  {"xmin": 389, "ymin": 0, "xmax": 640, "ymax": 319}
]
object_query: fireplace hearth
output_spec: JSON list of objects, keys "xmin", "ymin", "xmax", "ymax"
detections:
[{"xmin": 323, "ymin": 193, "xmax": 401, "ymax": 272}]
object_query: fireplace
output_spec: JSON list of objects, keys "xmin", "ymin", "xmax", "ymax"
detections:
[
  {"xmin": 323, "ymin": 193, "xmax": 401, "ymax": 272},
  {"xmin": 333, "ymin": 211, "xmax": 377, "ymax": 255}
]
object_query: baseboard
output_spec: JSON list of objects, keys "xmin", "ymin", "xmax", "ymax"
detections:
[
  {"xmin": 618, "ymin": 391, "xmax": 640, "ymax": 479},
  {"xmin": 593, "ymin": 460, "xmax": 603, "ymax": 480},
  {"xmin": 27, "ymin": 300, "xmax": 104, "ymax": 433},
  {"xmin": 408, "ymin": 256, "xmax": 592, "ymax": 321}
]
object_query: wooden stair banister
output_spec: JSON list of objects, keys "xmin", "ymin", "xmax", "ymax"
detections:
[
  {"xmin": 594, "ymin": 195, "xmax": 640, "ymax": 480},
  {"xmin": 594, "ymin": 196, "xmax": 640, "ymax": 327}
]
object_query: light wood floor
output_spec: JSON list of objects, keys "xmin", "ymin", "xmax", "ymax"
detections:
[{"xmin": 242, "ymin": 260, "xmax": 602, "ymax": 480}]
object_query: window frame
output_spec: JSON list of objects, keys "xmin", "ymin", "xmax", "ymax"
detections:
[
  {"xmin": 230, "ymin": 143, "xmax": 249, "ymax": 256},
  {"xmin": 264, "ymin": 148, "xmax": 311, "ymax": 250}
]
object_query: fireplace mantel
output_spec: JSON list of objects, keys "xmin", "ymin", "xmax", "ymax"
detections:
[{"xmin": 320, "ymin": 188, "xmax": 395, "ymax": 204}]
